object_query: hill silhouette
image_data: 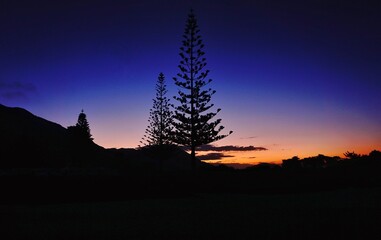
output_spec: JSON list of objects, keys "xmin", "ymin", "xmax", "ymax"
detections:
[
  {"xmin": 0, "ymin": 104, "xmax": 198, "ymax": 175},
  {"xmin": 0, "ymin": 104, "xmax": 109, "ymax": 169}
]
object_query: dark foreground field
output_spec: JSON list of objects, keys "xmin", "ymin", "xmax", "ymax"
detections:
[{"xmin": 1, "ymin": 186, "xmax": 380, "ymax": 240}]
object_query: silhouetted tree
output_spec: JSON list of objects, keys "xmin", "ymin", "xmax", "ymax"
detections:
[
  {"xmin": 75, "ymin": 109, "xmax": 93, "ymax": 141},
  {"xmin": 369, "ymin": 150, "xmax": 381, "ymax": 160},
  {"xmin": 172, "ymin": 10, "xmax": 232, "ymax": 171},
  {"xmin": 344, "ymin": 151, "xmax": 361, "ymax": 159},
  {"xmin": 282, "ymin": 156, "xmax": 302, "ymax": 169},
  {"xmin": 141, "ymin": 73, "xmax": 173, "ymax": 146}
]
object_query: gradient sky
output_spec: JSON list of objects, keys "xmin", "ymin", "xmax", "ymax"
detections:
[{"xmin": 1, "ymin": 0, "xmax": 380, "ymax": 165}]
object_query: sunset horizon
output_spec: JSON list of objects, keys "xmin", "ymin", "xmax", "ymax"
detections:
[
  {"xmin": 1, "ymin": 1, "xmax": 381, "ymax": 238},
  {"xmin": 1, "ymin": 0, "xmax": 379, "ymax": 167}
]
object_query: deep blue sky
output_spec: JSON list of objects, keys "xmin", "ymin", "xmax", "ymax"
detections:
[{"xmin": 1, "ymin": 0, "xmax": 380, "ymax": 164}]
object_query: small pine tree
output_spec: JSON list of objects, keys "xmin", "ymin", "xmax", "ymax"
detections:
[
  {"xmin": 172, "ymin": 10, "xmax": 232, "ymax": 170},
  {"xmin": 141, "ymin": 73, "xmax": 173, "ymax": 146},
  {"xmin": 76, "ymin": 109, "xmax": 93, "ymax": 141}
]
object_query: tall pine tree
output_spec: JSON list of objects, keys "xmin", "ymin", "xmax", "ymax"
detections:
[
  {"xmin": 141, "ymin": 72, "xmax": 173, "ymax": 146},
  {"xmin": 76, "ymin": 109, "xmax": 93, "ymax": 141},
  {"xmin": 172, "ymin": 11, "xmax": 232, "ymax": 170}
]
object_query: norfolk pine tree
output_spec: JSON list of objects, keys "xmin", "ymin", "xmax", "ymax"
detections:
[
  {"xmin": 141, "ymin": 72, "xmax": 173, "ymax": 146},
  {"xmin": 76, "ymin": 109, "xmax": 93, "ymax": 141},
  {"xmin": 65, "ymin": 110, "xmax": 93, "ymax": 169},
  {"xmin": 172, "ymin": 11, "xmax": 232, "ymax": 171}
]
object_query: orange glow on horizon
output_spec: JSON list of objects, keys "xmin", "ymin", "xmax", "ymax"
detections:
[
  {"xmin": 93, "ymin": 134, "xmax": 380, "ymax": 166},
  {"xmin": 199, "ymin": 144, "xmax": 380, "ymax": 167},
  {"xmin": 89, "ymin": 112, "xmax": 380, "ymax": 167}
]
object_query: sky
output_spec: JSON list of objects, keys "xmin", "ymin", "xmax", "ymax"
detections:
[{"xmin": 1, "ymin": 0, "xmax": 380, "ymax": 166}]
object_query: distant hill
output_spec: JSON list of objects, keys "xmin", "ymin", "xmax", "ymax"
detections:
[
  {"xmin": 113, "ymin": 145, "xmax": 203, "ymax": 174},
  {"xmin": 0, "ymin": 104, "xmax": 103, "ymax": 168},
  {"xmin": 0, "ymin": 104, "xmax": 198, "ymax": 174}
]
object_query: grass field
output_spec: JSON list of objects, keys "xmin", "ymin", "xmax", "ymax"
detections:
[{"xmin": 1, "ymin": 187, "xmax": 381, "ymax": 239}]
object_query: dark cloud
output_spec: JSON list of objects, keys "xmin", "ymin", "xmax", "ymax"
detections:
[
  {"xmin": 240, "ymin": 136, "xmax": 258, "ymax": 139},
  {"xmin": 1, "ymin": 92, "xmax": 27, "ymax": 100},
  {"xmin": 0, "ymin": 81, "xmax": 36, "ymax": 100},
  {"xmin": 0, "ymin": 81, "xmax": 36, "ymax": 91},
  {"xmin": 198, "ymin": 153, "xmax": 234, "ymax": 161},
  {"xmin": 184, "ymin": 144, "xmax": 268, "ymax": 152}
]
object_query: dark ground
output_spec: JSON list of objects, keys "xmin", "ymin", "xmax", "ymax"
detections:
[
  {"xmin": 1, "ymin": 187, "xmax": 380, "ymax": 240},
  {"xmin": 1, "ymin": 171, "xmax": 380, "ymax": 240}
]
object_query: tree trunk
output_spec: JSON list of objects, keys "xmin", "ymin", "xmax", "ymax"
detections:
[{"xmin": 191, "ymin": 144, "xmax": 196, "ymax": 173}]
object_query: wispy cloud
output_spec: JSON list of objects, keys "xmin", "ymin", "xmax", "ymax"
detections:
[
  {"xmin": 198, "ymin": 153, "xmax": 234, "ymax": 161},
  {"xmin": 1, "ymin": 91, "xmax": 27, "ymax": 100},
  {"xmin": 0, "ymin": 81, "xmax": 36, "ymax": 100},
  {"xmin": 240, "ymin": 136, "xmax": 258, "ymax": 139},
  {"xmin": 183, "ymin": 144, "xmax": 268, "ymax": 152},
  {"xmin": 0, "ymin": 81, "xmax": 36, "ymax": 91}
]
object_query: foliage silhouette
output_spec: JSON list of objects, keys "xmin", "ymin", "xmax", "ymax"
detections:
[
  {"xmin": 369, "ymin": 150, "xmax": 381, "ymax": 160},
  {"xmin": 344, "ymin": 151, "xmax": 362, "ymax": 159},
  {"xmin": 141, "ymin": 73, "xmax": 173, "ymax": 146},
  {"xmin": 76, "ymin": 109, "xmax": 93, "ymax": 140},
  {"xmin": 68, "ymin": 109, "xmax": 93, "ymax": 141},
  {"xmin": 172, "ymin": 10, "xmax": 232, "ymax": 171}
]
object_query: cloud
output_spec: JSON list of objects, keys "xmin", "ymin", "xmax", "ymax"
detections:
[
  {"xmin": 240, "ymin": 136, "xmax": 258, "ymax": 139},
  {"xmin": 0, "ymin": 81, "xmax": 36, "ymax": 91},
  {"xmin": 0, "ymin": 81, "xmax": 36, "ymax": 100},
  {"xmin": 183, "ymin": 144, "xmax": 268, "ymax": 152},
  {"xmin": 1, "ymin": 91, "xmax": 27, "ymax": 100},
  {"xmin": 198, "ymin": 153, "xmax": 234, "ymax": 161}
]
